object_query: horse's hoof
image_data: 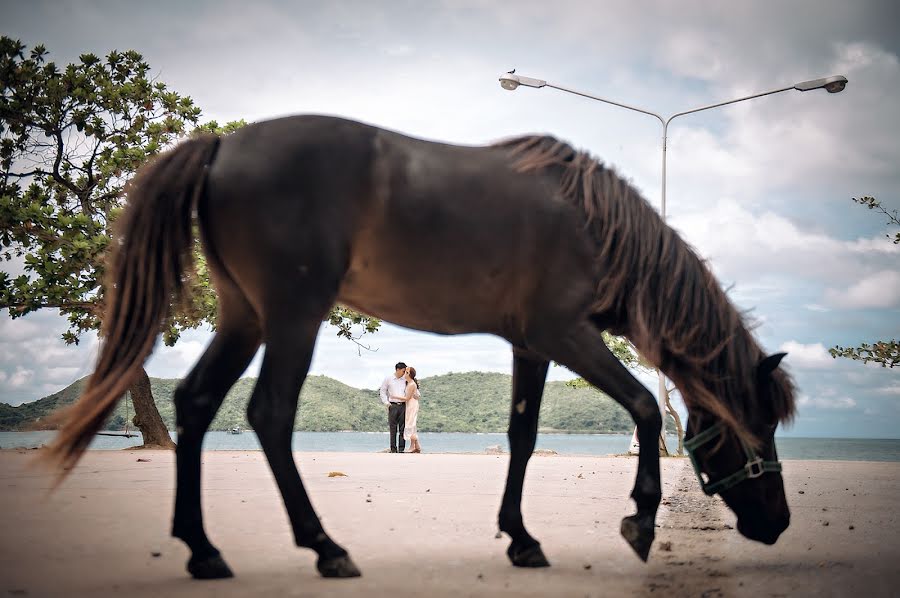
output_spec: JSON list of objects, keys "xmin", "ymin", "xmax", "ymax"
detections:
[
  {"xmin": 317, "ymin": 554, "xmax": 362, "ymax": 578},
  {"xmin": 507, "ymin": 542, "xmax": 551, "ymax": 568},
  {"xmin": 187, "ymin": 554, "xmax": 234, "ymax": 579},
  {"xmin": 620, "ymin": 515, "xmax": 654, "ymax": 562}
]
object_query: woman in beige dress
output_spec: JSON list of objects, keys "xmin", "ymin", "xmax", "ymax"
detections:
[{"xmin": 394, "ymin": 367, "xmax": 421, "ymax": 453}]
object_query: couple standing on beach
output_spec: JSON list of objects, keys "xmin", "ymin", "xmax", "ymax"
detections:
[{"xmin": 379, "ymin": 362, "xmax": 422, "ymax": 453}]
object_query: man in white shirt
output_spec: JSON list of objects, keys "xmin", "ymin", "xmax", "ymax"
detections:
[{"xmin": 379, "ymin": 362, "xmax": 408, "ymax": 453}]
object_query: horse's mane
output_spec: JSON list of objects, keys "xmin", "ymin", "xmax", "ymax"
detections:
[{"xmin": 493, "ymin": 135, "xmax": 796, "ymax": 446}]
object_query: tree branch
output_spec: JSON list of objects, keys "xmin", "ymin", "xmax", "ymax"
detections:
[
  {"xmin": 84, "ymin": 137, "xmax": 102, "ymax": 191},
  {"xmin": 1, "ymin": 300, "xmax": 98, "ymax": 312},
  {"xmin": 7, "ymin": 223, "xmax": 64, "ymax": 245},
  {"xmin": 4, "ymin": 169, "xmax": 49, "ymax": 179},
  {"xmin": 51, "ymin": 130, "xmax": 82, "ymax": 200}
]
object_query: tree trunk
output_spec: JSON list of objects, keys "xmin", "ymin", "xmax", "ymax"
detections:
[
  {"xmin": 664, "ymin": 385, "xmax": 685, "ymax": 456},
  {"xmin": 129, "ymin": 367, "xmax": 175, "ymax": 449}
]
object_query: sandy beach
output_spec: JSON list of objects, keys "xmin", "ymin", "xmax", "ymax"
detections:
[{"xmin": 1, "ymin": 450, "xmax": 898, "ymax": 597}]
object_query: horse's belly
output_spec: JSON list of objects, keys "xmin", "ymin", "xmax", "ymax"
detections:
[{"xmin": 336, "ymin": 271, "xmax": 511, "ymax": 336}]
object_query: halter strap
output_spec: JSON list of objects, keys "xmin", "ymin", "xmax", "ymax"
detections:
[{"xmin": 684, "ymin": 422, "xmax": 782, "ymax": 496}]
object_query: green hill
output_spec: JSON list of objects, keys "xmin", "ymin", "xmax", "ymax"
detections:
[{"xmin": 0, "ymin": 372, "xmax": 656, "ymax": 434}]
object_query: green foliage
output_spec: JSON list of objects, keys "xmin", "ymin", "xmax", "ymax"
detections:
[
  {"xmin": 601, "ymin": 331, "xmax": 643, "ymax": 367},
  {"xmin": 0, "ymin": 37, "xmax": 377, "ymax": 346},
  {"xmin": 566, "ymin": 331, "xmax": 647, "ymax": 390},
  {"xmin": 830, "ymin": 341, "xmax": 899, "ymax": 369},
  {"xmin": 327, "ymin": 305, "xmax": 381, "ymax": 342},
  {"xmin": 2, "ymin": 371, "xmax": 643, "ymax": 434},
  {"xmin": 192, "ymin": 120, "xmax": 248, "ymax": 136},
  {"xmin": 418, "ymin": 371, "xmax": 642, "ymax": 434},
  {"xmin": 0, "ymin": 37, "xmax": 205, "ymax": 342},
  {"xmin": 829, "ymin": 197, "xmax": 898, "ymax": 368}
]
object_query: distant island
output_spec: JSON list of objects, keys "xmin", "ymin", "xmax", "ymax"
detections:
[{"xmin": 0, "ymin": 371, "xmax": 665, "ymax": 434}]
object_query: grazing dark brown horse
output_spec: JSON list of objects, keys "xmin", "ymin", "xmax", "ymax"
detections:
[{"xmin": 42, "ymin": 115, "xmax": 796, "ymax": 580}]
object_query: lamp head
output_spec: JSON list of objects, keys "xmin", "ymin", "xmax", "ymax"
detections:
[
  {"xmin": 794, "ymin": 75, "xmax": 848, "ymax": 93},
  {"xmin": 498, "ymin": 72, "xmax": 547, "ymax": 91},
  {"xmin": 824, "ymin": 78, "xmax": 847, "ymax": 93},
  {"xmin": 499, "ymin": 73, "xmax": 520, "ymax": 91}
]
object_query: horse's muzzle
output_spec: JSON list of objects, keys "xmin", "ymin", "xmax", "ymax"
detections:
[{"xmin": 737, "ymin": 512, "xmax": 790, "ymax": 545}]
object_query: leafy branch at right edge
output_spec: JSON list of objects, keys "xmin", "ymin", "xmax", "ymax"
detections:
[{"xmin": 828, "ymin": 196, "xmax": 899, "ymax": 368}]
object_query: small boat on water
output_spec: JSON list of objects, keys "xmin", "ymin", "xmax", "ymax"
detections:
[{"xmin": 229, "ymin": 427, "xmax": 243, "ymax": 435}]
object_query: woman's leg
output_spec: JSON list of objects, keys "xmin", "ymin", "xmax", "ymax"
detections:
[{"xmin": 413, "ymin": 402, "xmax": 421, "ymax": 451}]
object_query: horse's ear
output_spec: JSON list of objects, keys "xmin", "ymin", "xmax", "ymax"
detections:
[{"xmin": 758, "ymin": 352, "xmax": 787, "ymax": 378}]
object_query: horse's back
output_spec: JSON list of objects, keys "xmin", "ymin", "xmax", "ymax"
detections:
[
  {"xmin": 208, "ymin": 114, "xmax": 379, "ymax": 206},
  {"xmin": 199, "ymin": 116, "xmax": 378, "ymax": 310},
  {"xmin": 200, "ymin": 114, "xmax": 597, "ymax": 338}
]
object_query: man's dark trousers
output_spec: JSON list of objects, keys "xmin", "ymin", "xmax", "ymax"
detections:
[{"xmin": 388, "ymin": 402, "xmax": 406, "ymax": 452}]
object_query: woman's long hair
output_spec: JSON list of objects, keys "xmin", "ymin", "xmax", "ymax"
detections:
[{"xmin": 407, "ymin": 367, "xmax": 420, "ymax": 393}]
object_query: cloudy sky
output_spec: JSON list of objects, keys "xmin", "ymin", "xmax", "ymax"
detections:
[{"xmin": 3, "ymin": 1, "xmax": 899, "ymax": 438}]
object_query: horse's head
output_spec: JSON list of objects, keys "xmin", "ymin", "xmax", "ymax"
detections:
[{"xmin": 684, "ymin": 352, "xmax": 793, "ymax": 545}]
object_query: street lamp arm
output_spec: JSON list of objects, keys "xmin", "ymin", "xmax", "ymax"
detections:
[
  {"xmin": 546, "ymin": 83, "xmax": 665, "ymax": 126},
  {"xmin": 665, "ymin": 85, "xmax": 795, "ymax": 127}
]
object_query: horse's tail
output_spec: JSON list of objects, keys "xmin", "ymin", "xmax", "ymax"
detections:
[{"xmin": 39, "ymin": 134, "xmax": 221, "ymax": 478}]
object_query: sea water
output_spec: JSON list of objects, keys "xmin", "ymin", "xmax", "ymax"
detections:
[{"xmin": 2, "ymin": 431, "xmax": 900, "ymax": 461}]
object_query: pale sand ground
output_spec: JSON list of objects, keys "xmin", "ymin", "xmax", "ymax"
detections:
[{"xmin": 0, "ymin": 450, "xmax": 898, "ymax": 597}]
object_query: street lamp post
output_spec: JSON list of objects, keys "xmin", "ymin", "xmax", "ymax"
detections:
[{"xmin": 498, "ymin": 71, "xmax": 848, "ymax": 454}]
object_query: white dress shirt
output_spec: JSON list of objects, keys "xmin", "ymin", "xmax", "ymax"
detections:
[{"xmin": 380, "ymin": 375, "xmax": 408, "ymax": 405}]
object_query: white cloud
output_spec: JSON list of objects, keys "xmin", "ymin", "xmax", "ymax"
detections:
[
  {"xmin": 0, "ymin": 314, "xmax": 97, "ymax": 404},
  {"xmin": 825, "ymin": 270, "xmax": 900, "ymax": 309},
  {"xmin": 833, "ymin": 41, "xmax": 892, "ymax": 71},
  {"xmin": 43, "ymin": 366, "xmax": 83, "ymax": 384},
  {"xmin": 144, "ymin": 337, "xmax": 212, "ymax": 380},
  {"xmin": 804, "ymin": 304, "xmax": 830, "ymax": 312},
  {"xmin": 779, "ymin": 341, "xmax": 833, "ymax": 369},
  {"xmin": 798, "ymin": 394, "xmax": 858, "ymax": 410},
  {"xmin": 659, "ymin": 29, "xmax": 727, "ymax": 81},
  {"xmin": 383, "ymin": 44, "xmax": 413, "ymax": 57},
  {"xmin": 876, "ymin": 383, "xmax": 900, "ymax": 396},
  {"xmin": 0, "ymin": 316, "xmax": 44, "ymax": 342},
  {"xmin": 8, "ymin": 367, "xmax": 34, "ymax": 388},
  {"xmin": 672, "ymin": 200, "xmax": 899, "ymax": 295},
  {"xmin": 170, "ymin": 339, "xmax": 206, "ymax": 364}
]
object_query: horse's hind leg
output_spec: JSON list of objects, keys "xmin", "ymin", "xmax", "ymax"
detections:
[
  {"xmin": 534, "ymin": 320, "xmax": 662, "ymax": 562},
  {"xmin": 247, "ymin": 306, "xmax": 361, "ymax": 579},
  {"xmin": 498, "ymin": 348, "xmax": 551, "ymax": 567},
  {"xmin": 171, "ymin": 282, "xmax": 261, "ymax": 579}
]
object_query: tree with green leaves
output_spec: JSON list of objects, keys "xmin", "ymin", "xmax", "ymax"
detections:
[
  {"xmin": 829, "ymin": 196, "xmax": 899, "ymax": 368},
  {"xmin": 0, "ymin": 38, "xmax": 379, "ymax": 447}
]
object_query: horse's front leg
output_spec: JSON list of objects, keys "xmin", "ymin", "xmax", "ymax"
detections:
[
  {"xmin": 498, "ymin": 349, "xmax": 551, "ymax": 567},
  {"xmin": 620, "ymin": 400, "xmax": 663, "ymax": 561},
  {"xmin": 537, "ymin": 320, "xmax": 662, "ymax": 561}
]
